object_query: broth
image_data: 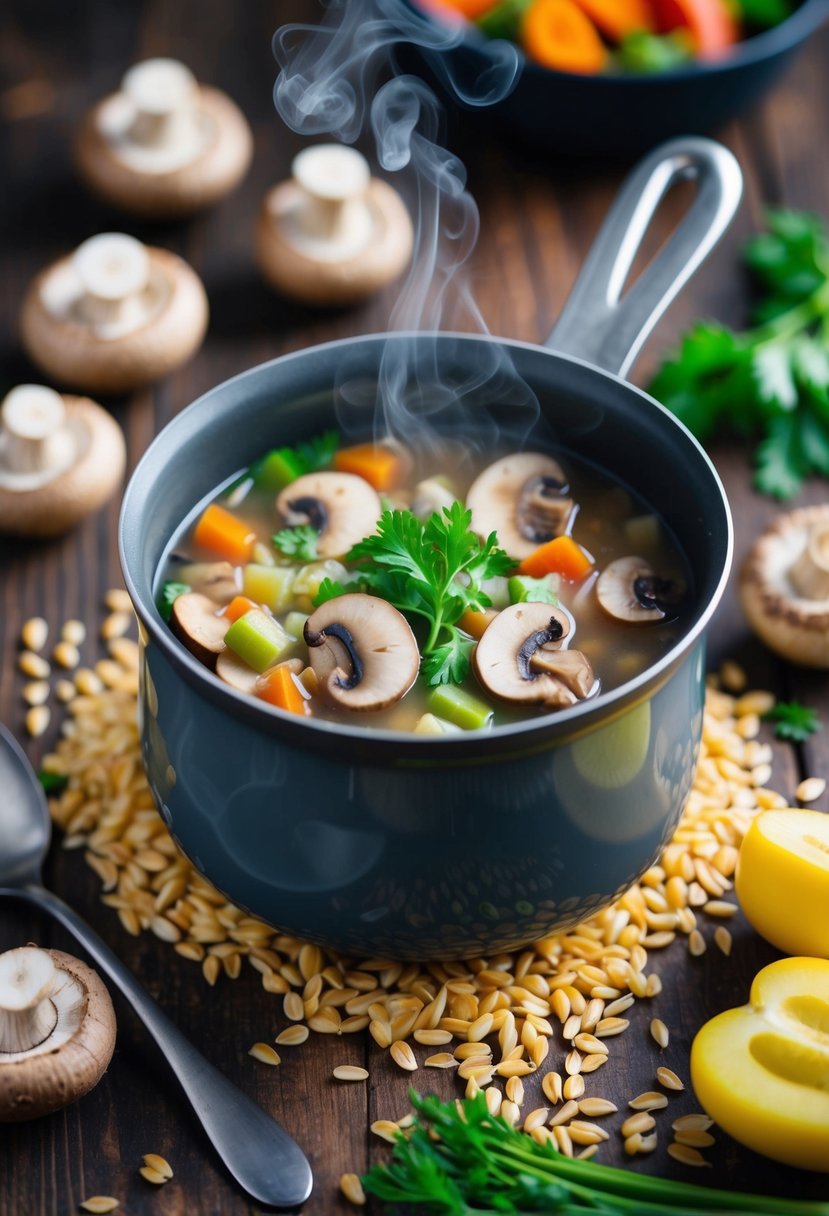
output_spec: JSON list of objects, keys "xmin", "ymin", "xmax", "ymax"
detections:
[{"xmin": 156, "ymin": 434, "xmax": 691, "ymax": 732}]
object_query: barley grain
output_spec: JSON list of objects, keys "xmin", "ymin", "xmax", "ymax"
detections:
[
  {"xmin": 142, "ymin": 1154, "xmax": 172, "ymax": 1179},
  {"xmin": 54, "ymin": 641, "xmax": 80, "ymax": 669},
  {"xmin": 563, "ymin": 1074, "xmax": 585, "ymax": 1100},
  {"xmin": 139, "ymin": 1166, "xmax": 168, "ymax": 1185},
  {"xmin": 22, "ymin": 680, "xmax": 50, "ymax": 706},
  {"xmin": 333, "ymin": 1065, "xmax": 369, "ymax": 1082},
  {"xmin": 542, "ymin": 1071, "xmax": 562, "ymax": 1105},
  {"xmin": 249, "ymin": 1042, "xmax": 281, "ymax": 1065},
  {"xmin": 672, "ymin": 1113, "xmax": 714, "ymax": 1132},
  {"xmin": 675, "ymin": 1128, "xmax": 716, "ymax": 1148},
  {"xmin": 391, "ymin": 1040, "xmax": 417, "ymax": 1071},
  {"xmin": 370, "ymin": 1120, "xmax": 400, "ymax": 1143},
  {"xmin": 621, "ymin": 1112, "xmax": 656, "ymax": 1138},
  {"xmin": 340, "ymin": 1173, "xmax": 366, "ymax": 1206},
  {"xmin": 628, "ymin": 1091, "xmax": 668, "ymax": 1111},
  {"xmin": 425, "ymin": 1052, "xmax": 457, "ymax": 1068},
  {"xmin": 668, "ymin": 1142, "xmax": 711, "ymax": 1167},
  {"xmin": 276, "ymin": 1025, "xmax": 309, "ymax": 1046},
  {"xmin": 688, "ymin": 929, "xmax": 706, "ymax": 957},
  {"xmin": 26, "ymin": 705, "xmax": 50, "ymax": 737},
  {"xmin": 80, "ymin": 1199, "xmax": 119, "ymax": 1214},
  {"xmin": 650, "ymin": 1018, "xmax": 669, "ymax": 1048},
  {"xmin": 656, "ymin": 1066, "xmax": 684, "ymax": 1091},
  {"xmin": 19, "ymin": 650, "xmax": 50, "ymax": 679},
  {"xmin": 797, "ymin": 777, "xmax": 825, "ymax": 803},
  {"xmin": 578, "ymin": 1097, "xmax": 617, "ymax": 1117},
  {"xmin": 548, "ymin": 1099, "xmax": 579, "ymax": 1126}
]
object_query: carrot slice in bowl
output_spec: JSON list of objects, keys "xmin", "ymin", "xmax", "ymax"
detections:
[
  {"xmin": 521, "ymin": 0, "xmax": 608, "ymax": 74},
  {"xmin": 573, "ymin": 0, "xmax": 654, "ymax": 42}
]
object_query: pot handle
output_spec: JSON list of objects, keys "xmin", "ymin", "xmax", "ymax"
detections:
[{"xmin": 545, "ymin": 136, "xmax": 743, "ymax": 380}]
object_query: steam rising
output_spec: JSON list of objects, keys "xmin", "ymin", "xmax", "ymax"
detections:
[{"xmin": 273, "ymin": 0, "xmax": 540, "ymax": 456}]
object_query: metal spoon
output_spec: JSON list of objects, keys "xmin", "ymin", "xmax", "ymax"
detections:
[{"xmin": 0, "ymin": 723, "xmax": 313, "ymax": 1208}]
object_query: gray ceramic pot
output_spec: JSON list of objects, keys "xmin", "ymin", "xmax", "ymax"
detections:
[{"xmin": 120, "ymin": 138, "xmax": 740, "ymax": 959}]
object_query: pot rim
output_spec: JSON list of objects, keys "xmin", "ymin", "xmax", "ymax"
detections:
[{"xmin": 119, "ymin": 330, "xmax": 733, "ymax": 760}]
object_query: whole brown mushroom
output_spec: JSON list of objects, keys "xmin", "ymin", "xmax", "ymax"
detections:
[
  {"xmin": 75, "ymin": 58, "xmax": 253, "ymax": 217},
  {"xmin": 0, "ymin": 945, "xmax": 116, "ymax": 1122},
  {"xmin": 255, "ymin": 144, "xmax": 413, "ymax": 305},
  {"xmin": 0, "ymin": 385, "xmax": 125, "ymax": 537},
  {"xmin": 740, "ymin": 504, "xmax": 829, "ymax": 667},
  {"xmin": 21, "ymin": 233, "xmax": 208, "ymax": 394}
]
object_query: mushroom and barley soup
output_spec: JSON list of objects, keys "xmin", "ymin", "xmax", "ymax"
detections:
[{"xmin": 156, "ymin": 433, "xmax": 690, "ymax": 732}]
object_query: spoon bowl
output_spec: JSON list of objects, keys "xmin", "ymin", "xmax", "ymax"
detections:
[{"xmin": 0, "ymin": 724, "xmax": 312, "ymax": 1209}]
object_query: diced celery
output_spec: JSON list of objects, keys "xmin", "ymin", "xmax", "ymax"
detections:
[
  {"xmin": 414, "ymin": 712, "xmax": 463, "ymax": 736},
  {"xmin": 243, "ymin": 563, "xmax": 296, "ymax": 612},
  {"xmin": 481, "ymin": 575, "xmax": 511, "ymax": 610},
  {"xmin": 252, "ymin": 448, "xmax": 306, "ymax": 491},
  {"xmin": 509, "ymin": 574, "xmax": 560, "ymax": 605},
  {"xmin": 224, "ymin": 610, "xmax": 297, "ymax": 673},
  {"xmin": 292, "ymin": 559, "xmax": 349, "ymax": 599},
  {"xmin": 426, "ymin": 685, "xmax": 493, "ymax": 731},
  {"xmin": 283, "ymin": 611, "xmax": 309, "ymax": 640}
]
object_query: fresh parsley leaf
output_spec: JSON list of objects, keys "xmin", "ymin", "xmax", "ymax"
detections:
[
  {"xmin": 272, "ymin": 525, "xmax": 318, "ymax": 561},
  {"xmin": 763, "ymin": 700, "xmax": 823, "ymax": 743},
  {"xmin": 296, "ymin": 430, "xmax": 339, "ymax": 473},
  {"xmin": 651, "ymin": 210, "xmax": 829, "ymax": 499},
  {"xmin": 347, "ymin": 503, "xmax": 514, "ymax": 685},
  {"xmin": 313, "ymin": 577, "xmax": 348, "ymax": 606},
  {"xmin": 38, "ymin": 771, "xmax": 68, "ymax": 794},
  {"xmin": 158, "ymin": 580, "xmax": 190, "ymax": 622},
  {"xmin": 734, "ymin": 0, "xmax": 791, "ymax": 25}
]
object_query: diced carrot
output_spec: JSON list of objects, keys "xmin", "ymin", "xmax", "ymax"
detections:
[
  {"xmin": 256, "ymin": 664, "xmax": 310, "ymax": 716},
  {"xmin": 572, "ymin": 0, "xmax": 654, "ymax": 41},
  {"xmin": 521, "ymin": 0, "xmax": 608, "ymax": 74},
  {"xmin": 425, "ymin": 0, "xmax": 500, "ymax": 18},
  {"xmin": 333, "ymin": 443, "xmax": 403, "ymax": 492},
  {"xmin": 224, "ymin": 595, "xmax": 258, "ymax": 623},
  {"xmin": 459, "ymin": 607, "xmax": 498, "ymax": 640},
  {"xmin": 651, "ymin": 0, "xmax": 738, "ymax": 56},
  {"xmin": 518, "ymin": 535, "xmax": 594, "ymax": 581},
  {"xmin": 193, "ymin": 504, "xmax": 256, "ymax": 564}
]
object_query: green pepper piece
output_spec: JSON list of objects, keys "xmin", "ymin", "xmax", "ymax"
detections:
[
  {"xmin": 224, "ymin": 610, "xmax": 296, "ymax": 673},
  {"xmin": 252, "ymin": 448, "xmax": 307, "ymax": 491},
  {"xmin": 476, "ymin": 0, "xmax": 532, "ymax": 41},
  {"xmin": 508, "ymin": 574, "xmax": 559, "ymax": 605},
  {"xmin": 616, "ymin": 30, "xmax": 694, "ymax": 74},
  {"xmin": 426, "ymin": 685, "xmax": 493, "ymax": 731}
]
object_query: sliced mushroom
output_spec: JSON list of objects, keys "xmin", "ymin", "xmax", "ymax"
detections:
[
  {"xmin": 0, "ymin": 946, "xmax": 116, "ymax": 1122},
  {"xmin": 215, "ymin": 648, "xmax": 259, "ymax": 693},
  {"xmin": 276, "ymin": 471, "xmax": 381, "ymax": 559},
  {"xmin": 169, "ymin": 592, "xmax": 228, "ymax": 668},
  {"xmin": 303, "ymin": 593, "xmax": 419, "ymax": 712},
  {"xmin": 173, "ymin": 560, "xmax": 239, "ymax": 604},
  {"xmin": 740, "ymin": 505, "xmax": 829, "ymax": 667},
  {"xmin": 473, "ymin": 602, "xmax": 594, "ymax": 708},
  {"xmin": 596, "ymin": 556, "xmax": 684, "ymax": 624},
  {"xmin": 466, "ymin": 453, "xmax": 573, "ymax": 560},
  {"xmin": 411, "ymin": 477, "xmax": 457, "ymax": 520}
]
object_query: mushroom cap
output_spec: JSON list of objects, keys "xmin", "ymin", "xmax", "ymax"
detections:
[
  {"xmin": 473, "ymin": 601, "xmax": 586, "ymax": 707},
  {"xmin": 20, "ymin": 247, "xmax": 208, "ymax": 394},
  {"xmin": 466, "ymin": 453, "xmax": 572, "ymax": 561},
  {"xmin": 0, "ymin": 395, "xmax": 125, "ymax": 537},
  {"xmin": 0, "ymin": 948, "xmax": 116, "ymax": 1123},
  {"xmin": 215, "ymin": 647, "xmax": 260, "ymax": 694},
  {"xmin": 276, "ymin": 471, "xmax": 381, "ymax": 558},
  {"xmin": 304, "ymin": 593, "xmax": 420, "ymax": 712},
  {"xmin": 255, "ymin": 177, "xmax": 413, "ymax": 305},
  {"xmin": 169, "ymin": 592, "xmax": 229, "ymax": 669},
  {"xmin": 595, "ymin": 555, "xmax": 680, "ymax": 625},
  {"xmin": 740, "ymin": 505, "xmax": 829, "ymax": 668},
  {"xmin": 74, "ymin": 85, "xmax": 253, "ymax": 217}
]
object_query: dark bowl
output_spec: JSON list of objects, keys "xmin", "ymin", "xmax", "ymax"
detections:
[{"xmin": 402, "ymin": 0, "xmax": 827, "ymax": 156}]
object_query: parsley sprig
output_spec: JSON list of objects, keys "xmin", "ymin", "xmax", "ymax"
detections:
[
  {"xmin": 651, "ymin": 210, "xmax": 829, "ymax": 499},
  {"xmin": 763, "ymin": 699, "xmax": 823, "ymax": 744},
  {"xmin": 317, "ymin": 503, "xmax": 513, "ymax": 686},
  {"xmin": 363, "ymin": 1090, "xmax": 829, "ymax": 1216},
  {"xmin": 272, "ymin": 524, "xmax": 318, "ymax": 562}
]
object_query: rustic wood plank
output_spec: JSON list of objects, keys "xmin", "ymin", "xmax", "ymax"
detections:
[{"xmin": 2, "ymin": 3, "xmax": 829, "ymax": 1213}]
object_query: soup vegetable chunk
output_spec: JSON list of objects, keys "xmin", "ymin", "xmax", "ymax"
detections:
[{"xmin": 158, "ymin": 432, "xmax": 688, "ymax": 732}]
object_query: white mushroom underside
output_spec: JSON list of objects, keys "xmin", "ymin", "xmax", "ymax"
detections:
[
  {"xmin": 755, "ymin": 524, "xmax": 829, "ymax": 616},
  {"xmin": 0, "ymin": 416, "xmax": 89, "ymax": 491},
  {"xmin": 95, "ymin": 93, "xmax": 216, "ymax": 173},
  {"xmin": 266, "ymin": 182, "xmax": 378, "ymax": 262},
  {"xmin": 39, "ymin": 261, "xmax": 172, "ymax": 340},
  {"xmin": 0, "ymin": 972, "xmax": 86, "ymax": 1061}
]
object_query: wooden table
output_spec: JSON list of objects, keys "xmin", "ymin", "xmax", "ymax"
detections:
[{"xmin": 2, "ymin": 3, "xmax": 828, "ymax": 1212}]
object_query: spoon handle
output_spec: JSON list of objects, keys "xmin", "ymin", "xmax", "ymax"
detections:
[{"xmin": 19, "ymin": 882, "xmax": 313, "ymax": 1209}]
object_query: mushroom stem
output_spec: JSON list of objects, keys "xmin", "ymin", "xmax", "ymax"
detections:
[
  {"xmin": 790, "ymin": 522, "xmax": 829, "ymax": 601},
  {"xmin": 0, "ymin": 947, "xmax": 58, "ymax": 1054},
  {"xmin": 72, "ymin": 233, "xmax": 150, "ymax": 329},
  {"xmin": 290, "ymin": 145, "xmax": 373, "ymax": 251},
  {"xmin": 1, "ymin": 386, "xmax": 75, "ymax": 478},
  {"xmin": 122, "ymin": 58, "xmax": 199, "ymax": 148},
  {"xmin": 517, "ymin": 618, "xmax": 565, "ymax": 679}
]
